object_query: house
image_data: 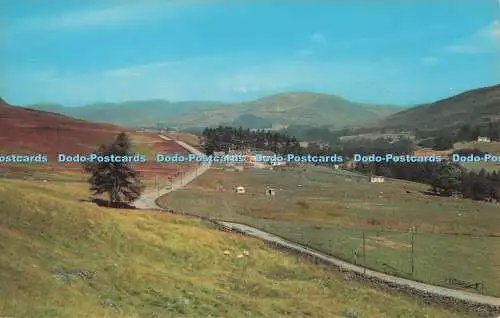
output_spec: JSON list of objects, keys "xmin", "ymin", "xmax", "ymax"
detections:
[
  {"xmin": 228, "ymin": 149, "xmax": 246, "ymax": 156},
  {"xmin": 270, "ymin": 123, "xmax": 288, "ymax": 131},
  {"xmin": 343, "ymin": 160, "xmax": 356, "ymax": 169},
  {"xmin": 213, "ymin": 151, "xmax": 226, "ymax": 156},
  {"xmin": 234, "ymin": 186, "xmax": 246, "ymax": 194},
  {"xmin": 266, "ymin": 188, "xmax": 276, "ymax": 196},
  {"xmin": 477, "ymin": 136, "xmax": 491, "ymax": 143},
  {"xmin": 299, "ymin": 141, "xmax": 309, "ymax": 148},
  {"xmin": 369, "ymin": 176, "xmax": 385, "ymax": 183},
  {"xmin": 271, "ymin": 160, "xmax": 287, "ymax": 167},
  {"xmin": 245, "ymin": 151, "xmax": 276, "ymax": 164}
]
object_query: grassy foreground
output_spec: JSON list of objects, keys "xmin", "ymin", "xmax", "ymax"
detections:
[{"xmin": 0, "ymin": 177, "xmax": 468, "ymax": 317}]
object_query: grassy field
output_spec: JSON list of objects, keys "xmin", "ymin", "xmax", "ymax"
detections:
[
  {"xmin": 454, "ymin": 141, "xmax": 500, "ymax": 154},
  {"xmin": 454, "ymin": 141, "xmax": 500, "ymax": 172},
  {"xmin": 160, "ymin": 166, "xmax": 500, "ymax": 297},
  {"xmin": 0, "ymin": 176, "xmax": 469, "ymax": 317}
]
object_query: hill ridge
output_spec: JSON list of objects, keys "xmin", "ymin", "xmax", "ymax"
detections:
[
  {"xmin": 22, "ymin": 92, "xmax": 404, "ymax": 129},
  {"xmin": 359, "ymin": 84, "xmax": 500, "ymax": 131}
]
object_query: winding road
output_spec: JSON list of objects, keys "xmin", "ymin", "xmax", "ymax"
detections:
[
  {"xmin": 132, "ymin": 134, "xmax": 500, "ymax": 314},
  {"xmin": 131, "ymin": 135, "xmax": 211, "ymax": 210}
]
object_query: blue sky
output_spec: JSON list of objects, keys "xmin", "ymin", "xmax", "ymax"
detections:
[{"xmin": 1, "ymin": 0, "xmax": 499, "ymax": 106}]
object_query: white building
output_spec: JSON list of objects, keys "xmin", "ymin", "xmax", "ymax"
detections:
[
  {"xmin": 369, "ymin": 176, "xmax": 385, "ymax": 183},
  {"xmin": 234, "ymin": 186, "xmax": 246, "ymax": 194},
  {"xmin": 477, "ymin": 136, "xmax": 491, "ymax": 143}
]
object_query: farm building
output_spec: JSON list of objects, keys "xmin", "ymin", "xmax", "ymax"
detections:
[
  {"xmin": 266, "ymin": 188, "xmax": 276, "ymax": 196},
  {"xmin": 234, "ymin": 186, "xmax": 246, "ymax": 194},
  {"xmin": 369, "ymin": 176, "xmax": 385, "ymax": 183},
  {"xmin": 244, "ymin": 150, "xmax": 282, "ymax": 168},
  {"xmin": 245, "ymin": 151, "xmax": 276, "ymax": 163},
  {"xmin": 477, "ymin": 136, "xmax": 491, "ymax": 143},
  {"xmin": 343, "ymin": 160, "xmax": 356, "ymax": 169}
]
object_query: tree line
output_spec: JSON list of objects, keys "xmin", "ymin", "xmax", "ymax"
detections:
[
  {"xmin": 201, "ymin": 126, "xmax": 303, "ymax": 154},
  {"xmin": 355, "ymin": 161, "xmax": 500, "ymax": 202},
  {"xmin": 202, "ymin": 126, "xmax": 417, "ymax": 158},
  {"xmin": 417, "ymin": 121, "xmax": 500, "ymax": 150}
]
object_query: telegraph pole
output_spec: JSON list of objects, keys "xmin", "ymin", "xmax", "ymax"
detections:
[
  {"xmin": 362, "ymin": 232, "xmax": 366, "ymax": 275},
  {"xmin": 155, "ymin": 175, "xmax": 159, "ymax": 197}
]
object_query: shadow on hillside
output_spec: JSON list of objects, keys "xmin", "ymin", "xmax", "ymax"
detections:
[
  {"xmin": 420, "ymin": 190, "xmax": 450, "ymax": 197},
  {"xmin": 79, "ymin": 198, "xmax": 136, "ymax": 209}
]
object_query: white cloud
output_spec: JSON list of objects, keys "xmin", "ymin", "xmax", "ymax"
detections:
[
  {"xmin": 421, "ymin": 56, "xmax": 440, "ymax": 65},
  {"xmin": 492, "ymin": 20, "xmax": 500, "ymax": 37},
  {"xmin": 309, "ymin": 32, "xmax": 327, "ymax": 45},
  {"xmin": 296, "ymin": 49, "xmax": 313, "ymax": 57},
  {"xmin": 8, "ymin": 1, "xmax": 182, "ymax": 33},
  {"xmin": 445, "ymin": 20, "xmax": 500, "ymax": 54},
  {"xmin": 103, "ymin": 61, "xmax": 185, "ymax": 78}
]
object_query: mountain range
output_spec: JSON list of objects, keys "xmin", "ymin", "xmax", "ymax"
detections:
[
  {"xmin": 25, "ymin": 92, "xmax": 402, "ymax": 130},
  {"xmin": 16, "ymin": 84, "xmax": 500, "ymax": 133}
]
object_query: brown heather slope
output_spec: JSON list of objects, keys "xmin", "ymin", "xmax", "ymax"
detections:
[
  {"xmin": 0, "ymin": 98, "xmax": 126, "ymax": 159},
  {"xmin": 0, "ymin": 98, "xmax": 192, "ymax": 181}
]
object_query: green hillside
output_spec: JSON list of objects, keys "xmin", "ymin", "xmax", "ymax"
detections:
[
  {"xmin": 0, "ymin": 177, "xmax": 464, "ymax": 317},
  {"xmin": 26, "ymin": 92, "xmax": 402, "ymax": 129},
  {"xmin": 170, "ymin": 92, "xmax": 401, "ymax": 129},
  {"xmin": 360, "ymin": 84, "xmax": 500, "ymax": 132}
]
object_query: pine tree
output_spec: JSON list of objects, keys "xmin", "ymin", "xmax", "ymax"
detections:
[
  {"xmin": 429, "ymin": 163, "xmax": 462, "ymax": 196},
  {"xmin": 83, "ymin": 132, "xmax": 144, "ymax": 207}
]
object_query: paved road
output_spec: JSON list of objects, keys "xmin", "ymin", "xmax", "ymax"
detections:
[
  {"xmin": 218, "ymin": 221, "xmax": 500, "ymax": 310},
  {"xmin": 131, "ymin": 134, "xmax": 500, "ymax": 313},
  {"xmin": 131, "ymin": 134, "xmax": 211, "ymax": 209}
]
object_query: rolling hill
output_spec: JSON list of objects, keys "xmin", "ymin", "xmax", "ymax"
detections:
[
  {"xmin": 158, "ymin": 92, "xmax": 402, "ymax": 129},
  {"xmin": 360, "ymin": 84, "xmax": 500, "ymax": 132},
  {"xmin": 27, "ymin": 100, "xmax": 226, "ymax": 128},
  {"xmin": 26, "ymin": 93, "xmax": 403, "ymax": 129}
]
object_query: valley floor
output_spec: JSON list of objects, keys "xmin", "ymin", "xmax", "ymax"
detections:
[{"xmin": 160, "ymin": 166, "xmax": 500, "ymax": 298}]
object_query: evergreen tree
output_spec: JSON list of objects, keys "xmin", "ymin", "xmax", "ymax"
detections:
[
  {"xmin": 83, "ymin": 132, "xmax": 144, "ymax": 207},
  {"xmin": 432, "ymin": 133, "xmax": 454, "ymax": 151},
  {"xmin": 429, "ymin": 163, "xmax": 462, "ymax": 196}
]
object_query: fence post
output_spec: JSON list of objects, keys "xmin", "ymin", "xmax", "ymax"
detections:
[
  {"xmin": 362, "ymin": 231, "xmax": 366, "ymax": 275},
  {"xmin": 409, "ymin": 225, "xmax": 415, "ymax": 277}
]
